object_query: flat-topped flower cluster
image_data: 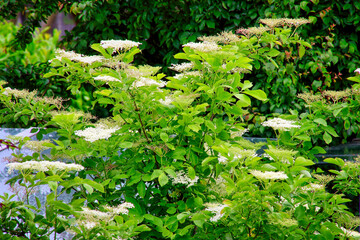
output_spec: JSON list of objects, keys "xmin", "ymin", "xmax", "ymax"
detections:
[{"xmin": 7, "ymin": 161, "xmax": 84, "ymax": 174}]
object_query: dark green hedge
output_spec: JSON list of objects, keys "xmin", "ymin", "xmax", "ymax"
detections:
[{"xmin": 1, "ymin": 0, "xmax": 360, "ymax": 115}]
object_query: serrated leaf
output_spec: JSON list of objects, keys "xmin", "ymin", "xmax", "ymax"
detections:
[
  {"xmin": 137, "ymin": 181, "xmax": 146, "ymax": 198},
  {"xmin": 299, "ymin": 44, "xmax": 305, "ymax": 58},
  {"xmin": 160, "ymin": 132, "xmax": 169, "ymax": 142},
  {"xmin": 159, "ymin": 173, "xmax": 169, "ymax": 186},
  {"xmin": 243, "ymin": 90, "xmax": 267, "ymax": 101},
  {"xmin": 323, "ymin": 132, "xmax": 332, "ymax": 144},
  {"xmin": 267, "ymin": 48, "xmax": 280, "ymax": 57}
]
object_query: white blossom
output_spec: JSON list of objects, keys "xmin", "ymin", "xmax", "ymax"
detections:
[
  {"xmin": 354, "ymin": 68, "xmax": 360, "ymax": 74},
  {"xmin": 218, "ymin": 154, "xmax": 228, "ymax": 164},
  {"xmin": 250, "ymin": 170, "xmax": 288, "ymax": 180},
  {"xmin": 159, "ymin": 96, "xmax": 173, "ymax": 106},
  {"xmin": 94, "ymin": 75, "xmax": 121, "ymax": 83},
  {"xmin": 301, "ymin": 183, "xmax": 324, "ymax": 192},
  {"xmin": 341, "ymin": 227, "xmax": 360, "ymax": 237},
  {"xmin": 131, "ymin": 77, "xmax": 166, "ymax": 88},
  {"xmin": 169, "ymin": 62, "xmax": 194, "ymax": 72},
  {"xmin": 81, "ymin": 207, "xmax": 112, "ymax": 220},
  {"xmin": 74, "ymin": 125, "xmax": 120, "ymax": 142},
  {"xmin": 261, "ymin": 118, "xmax": 300, "ymax": 131},
  {"xmin": 74, "ymin": 55, "xmax": 105, "ymax": 64},
  {"xmin": 100, "ymin": 39, "xmax": 141, "ymax": 52},
  {"xmin": 7, "ymin": 161, "xmax": 84, "ymax": 174},
  {"xmin": 169, "ymin": 170, "xmax": 199, "ymax": 187},
  {"xmin": 204, "ymin": 202, "xmax": 227, "ymax": 222},
  {"xmin": 231, "ymin": 128, "xmax": 248, "ymax": 138},
  {"xmin": 173, "ymin": 71, "xmax": 201, "ymax": 80},
  {"xmin": 104, "ymin": 202, "xmax": 134, "ymax": 215},
  {"xmin": 54, "ymin": 49, "xmax": 104, "ymax": 64},
  {"xmin": 183, "ymin": 41, "xmax": 220, "ymax": 52}
]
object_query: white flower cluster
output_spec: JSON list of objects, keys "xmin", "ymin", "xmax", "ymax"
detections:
[
  {"xmin": 74, "ymin": 125, "xmax": 120, "ymax": 142},
  {"xmin": 250, "ymin": 170, "xmax": 288, "ymax": 180},
  {"xmin": 24, "ymin": 140, "xmax": 51, "ymax": 152},
  {"xmin": 218, "ymin": 154, "xmax": 228, "ymax": 164},
  {"xmin": 104, "ymin": 202, "xmax": 135, "ymax": 215},
  {"xmin": 100, "ymin": 39, "xmax": 142, "ymax": 52},
  {"xmin": 234, "ymin": 149, "xmax": 258, "ymax": 160},
  {"xmin": 159, "ymin": 96, "xmax": 174, "ymax": 106},
  {"xmin": 261, "ymin": 118, "xmax": 300, "ymax": 131},
  {"xmin": 169, "ymin": 62, "xmax": 194, "ymax": 72},
  {"xmin": 7, "ymin": 161, "xmax": 84, "ymax": 174},
  {"xmin": 354, "ymin": 68, "xmax": 360, "ymax": 74},
  {"xmin": 81, "ymin": 207, "xmax": 112, "ymax": 220},
  {"xmin": 173, "ymin": 71, "xmax": 201, "ymax": 80},
  {"xmin": 169, "ymin": 170, "xmax": 199, "ymax": 187},
  {"xmin": 231, "ymin": 128, "xmax": 248, "ymax": 138},
  {"xmin": 204, "ymin": 202, "xmax": 227, "ymax": 222},
  {"xmin": 301, "ymin": 183, "xmax": 324, "ymax": 192},
  {"xmin": 183, "ymin": 41, "xmax": 220, "ymax": 52},
  {"xmin": 341, "ymin": 227, "xmax": 360, "ymax": 237},
  {"xmin": 54, "ymin": 49, "xmax": 104, "ymax": 64},
  {"xmin": 131, "ymin": 77, "xmax": 166, "ymax": 88},
  {"xmin": 93, "ymin": 75, "xmax": 121, "ymax": 83},
  {"xmin": 77, "ymin": 203, "xmax": 134, "ymax": 230}
]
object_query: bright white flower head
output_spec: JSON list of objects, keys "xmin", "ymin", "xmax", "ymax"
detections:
[
  {"xmin": 354, "ymin": 68, "xmax": 360, "ymax": 74},
  {"xmin": 301, "ymin": 183, "xmax": 324, "ymax": 192},
  {"xmin": 169, "ymin": 170, "xmax": 199, "ymax": 187},
  {"xmin": 7, "ymin": 161, "xmax": 84, "ymax": 174},
  {"xmin": 54, "ymin": 49, "xmax": 104, "ymax": 64},
  {"xmin": 250, "ymin": 170, "xmax": 288, "ymax": 180},
  {"xmin": 183, "ymin": 41, "xmax": 220, "ymax": 52},
  {"xmin": 131, "ymin": 77, "xmax": 166, "ymax": 88},
  {"xmin": 173, "ymin": 71, "xmax": 201, "ymax": 80},
  {"xmin": 231, "ymin": 128, "xmax": 248, "ymax": 138},
  {"xmin": 94, "ymin": 75, "xmax": 121, "ymax": 83},
  {"xmin": 204, "ymin": 202, "xmax": 227, "ymax": 222},
  {"xmin": 341, "ymin": 227, "xmax": 360, "ymax": 237},
  {"xmin": 75, "ymin": 125, "xmax": 120, "ymax": 142},
  {"xmin": 159, "ymin": 96, "xmax": 174, "ymax": 106},
  {"xmin": 100, "ymin": 39, "xmax": 142, "ymax": 52},
  {"xmin": 169, "ymin": 62, "xmax": 194, "ymax": 72},
  {"xmin": 218, "ymin": 154, "xmax": 228, "ymax": 164},
  {"xmin": 74, "ymin": 55, "xmax": 105, "ymax": 64},
  {"xmin": 81, "ymin": 207, "xmax": 112, "ymax": 220},
  {"xmin": 104, "ymin": 202, "xmax": 134, "ymax": 215},
  {"xmin": 262, "ymin": 118, "xmax": 300, "ymax": 131}
]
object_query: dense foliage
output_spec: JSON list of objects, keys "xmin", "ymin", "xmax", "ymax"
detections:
[{"xmin": 1, "ymin": 22, "xmax": 360, "ymax": 239}]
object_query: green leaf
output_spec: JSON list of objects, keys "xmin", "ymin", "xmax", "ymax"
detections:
[
  {"xmin": 133, "ymin": 224, "xmax": 151, "ymax": 232},
  {"xmin": 314, "ymin": 118, "xmax": 327, "ymax": 126},
  {"xmin": 167, "ymin": 207, "xmax": 177, "ymax": 214},
  {"xmin": 267, "ymin": 48, "xmax": 280, "ymax": 57},
  {"xmin": 119, "ymin": 142, "xmax": 133, "ymax": 148},
  {"xmin": 137, "ymin": 181, "xmax": 146, "ymax": 198},
  {"xmin": 188, "ymin": 124, "xmax": 201, "ymax": 132},
  {"xmin": 48, "ymin": 181, "xmax": 58, "ymax": 192},
  {"xmin": 83, "ymin": 179, "xmax": 104, "ymax": 193},
  {"xmin": 234, "ymin": 93, "xmax": 251, "ymax": 107},
  {"xmin": 83, "ymin": 183, "xmax": 93, "ymax": 194},
  {"xmin": 187, "ymin": 166, "xmax": 196, "ymax": 179},
  {"xmin": 294, "ymin": 157, "xmax": 314, "ymax": 166},
  {"xmin": 323, "ymin": 132, "xmax": 332, "ymax": 144},
  {"xmin": 299, "ymin": 44, "xmax": 305, "ymax": 58},
  {"xmin": 159, "ymin": 173, "xmax": 169, "ymax": 186},
  {"xmin": 90, "ymin": 43, "xmax": 111, "ymax": 58},
  {"xmin": 243, "ymin": 90, "xmax": 267, "ymax": 101},
  {"xmin": 324, "ymin": 158, "xmax": 345, "ymax": 168},
  {"xmin": 160, "ymin": 132, "xmax": 169, "ymax": 142}
]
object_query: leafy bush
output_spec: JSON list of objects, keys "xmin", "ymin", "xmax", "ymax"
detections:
[{"xmin": 1, "ymin": 27, "xmax": 359, "ymax": 239}]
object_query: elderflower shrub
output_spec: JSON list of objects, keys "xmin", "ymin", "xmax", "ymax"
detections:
[{"xmin": 2, "ymin": 23, "xmax": 357, "ymax": 239}]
